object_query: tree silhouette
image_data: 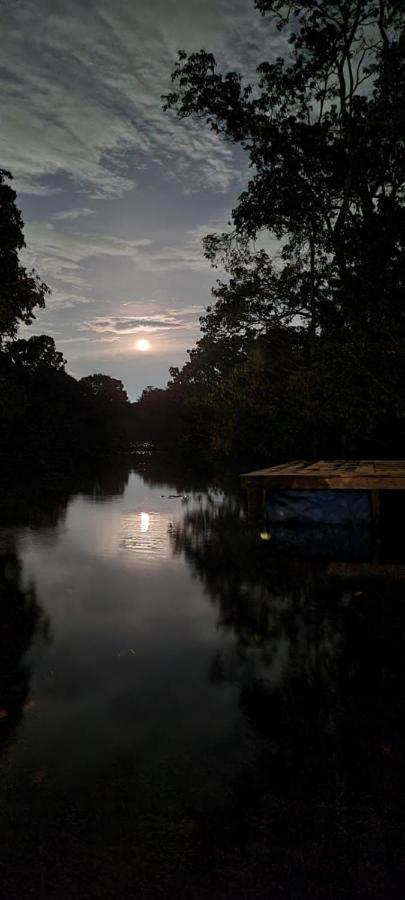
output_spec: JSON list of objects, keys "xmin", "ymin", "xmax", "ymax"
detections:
[
  {"xmin": 80, "ymin": 373, "xmax": 129, "ymax": 404},
  {"xmin": 165, "ymin": 2, "xmax": 405, "ymax": 335},
  {"xmin": 0, "ymin": 170, "xmax": 139, "ymax": 468},
  {"xmin": 0, "ymin": 169, "xmax": 49, "ymax": 341},
  {"xmin": 160, "ymin": 1, "xmax": 405, "ymax": 463},
  {"xmin": 6, "ymin": 335, "xmax": 65, "ymax": 372}
]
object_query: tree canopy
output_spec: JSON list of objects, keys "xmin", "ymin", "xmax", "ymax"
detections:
[
  {"xmin": 0, "ymin": 169, "xmax": 49, "ymax": 341},
  {"xmin": 6, "ymin": 335, "xmax": 65, "ymax": 372},
  {"xmin": 0, "ymin": 170, "xmax": 138, "ymax": 470},
  {"xmin": 165, "ymin": 1, "xmax": 405, "ymax": 336},
  {"xmin": 158, "ymin": 0, "xmax": 405, "ymax": 464},
  {"xmin": 80, "ymin": 374, "xmax": 129, "ymax": 404}
]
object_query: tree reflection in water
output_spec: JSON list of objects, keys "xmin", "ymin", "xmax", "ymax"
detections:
[
  {"xmin": 0, "ymin": 459, "xmax": 132, "ymax": 532},
  {"xmin": 0, "ymin": 534, "xmax": 50, "ymax": 752},
  {"xmin": 171, "ymin": 495, "xmax": 405, "ymax": 897},
  {"xmin": 0, "ymin": 461, "xmax": 131, "ymax": 756}
]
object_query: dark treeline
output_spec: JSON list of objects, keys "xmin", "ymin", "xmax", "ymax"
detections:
[
  {"xmin": 0, "ymin": 340, "xmax": 135, "ymax": 471},
  {"xmin": 0, "ymin": 168, "xmax": 135, "ymax": 473},
  {"xmin": 135, "ymin": 1, "xmax": 405, "ymax": 468}
]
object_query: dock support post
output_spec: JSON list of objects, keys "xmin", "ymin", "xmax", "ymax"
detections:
[
  {"xmin": 370, "ymin": 490, "xmax": 380, "ymax": 531},
  {"xmin": 246, "ymin": 484, "xmax": 264, "ymax": 522},
  {"xmin": 369, "ymin": 490, "xmax": 381, "ymax": 562}
]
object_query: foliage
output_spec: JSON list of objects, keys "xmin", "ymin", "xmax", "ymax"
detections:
[
  {"xmin": 79, "ymin": 373, "xmax": 129, "ymax": 404},
  {"xmin": 0, "ymin": 169, "xmax": 49, "ymax": 340},
  {"xmin": 0, "ymin": 349, "xmax": 135, "ymax": 470},
  {"xmin": 0, "ymin": 172, "xmax": 137, "ymax": 469},
  {"xmin": 156, "ymin": 1, "xmax": 405, "ymax": 464},
  {"xmin": 6, "ymin": 335, "xmax": 66, "ymax": 371},
  {"xmin": 132, "ymin": 385, "xmax": 193, "ymax": 450}
]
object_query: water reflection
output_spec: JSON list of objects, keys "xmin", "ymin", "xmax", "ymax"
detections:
[
  {"xmin": 171, "ymin": 494, "xmax": 405, "ymax": 896},
  {"xmin": 0, "ymin": 533, "xmax": 50, "ymax": 752},
  {"xmin": 1, "ymin": 465, "xmax": 405, "ymax": 898},
  {"xmin": 119, "ymin": 510, "xmax": 174, "ymax": 560},
  {"xmin": 0, "ymin": 460, "xmax": 131, "ymax": 530},
  {"xmin": 140, "ymin": 511, "xmax": 150, "ymax": 531},
  {"xmin": 83, "ymin": 463, "xmax": 130, "ymax": 502},
  {"xmin": 0, "ymin": 462, "xmax": 131, "ymax": 757}
]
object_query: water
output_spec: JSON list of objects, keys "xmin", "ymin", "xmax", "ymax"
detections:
[{"xmin": 1, "ymin": 461, "xmax": 405, "ymax": 899}]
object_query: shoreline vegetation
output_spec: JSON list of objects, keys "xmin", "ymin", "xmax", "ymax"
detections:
[{"xmin": 2, "ymin": 3, "xmax": 405, "ymax": 473}]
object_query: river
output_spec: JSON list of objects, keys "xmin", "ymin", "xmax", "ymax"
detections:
[{"xmin": 0, "ymin": 459, "xmax": 404, "ymax": 899}]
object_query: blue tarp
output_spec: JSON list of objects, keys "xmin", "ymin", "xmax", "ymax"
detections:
[
  {"xmin": 266, "ymin": 524, "xmax": 372, "ymax": 559},
  {"xmin": 266, "ymin": 490, "xmax": 371, "ymax": 526}
]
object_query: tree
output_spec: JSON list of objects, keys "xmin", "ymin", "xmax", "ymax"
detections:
[
  {"xmin": 6, "ymin": 335, "xmax": 65, "ymax": 371},
  {"xmin": 79, "ymin": 374, "xmax": 129, "ymax": 404},
  {"xmin": 165, "ymin": 3, "xmax": 405, "ymax": 340},
  {"xmin": 0, "ymin": 169, "xmax": 50, "ymax": 340},
  {"xmin": 133, "ymin": 385, "xmax": 190, "ymax": 448},
  {"xmin": 162, "ymin": 1, "xmax": 405, "ymax": 461}
]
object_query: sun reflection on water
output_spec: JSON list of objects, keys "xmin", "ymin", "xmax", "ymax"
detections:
[
  {"xmin": 119, "ymin": 510, "xmax": 173, "ymax": 560},
  {"xmin": 140, "ymin": 512, "xmax": 150, "ymax": 532}
]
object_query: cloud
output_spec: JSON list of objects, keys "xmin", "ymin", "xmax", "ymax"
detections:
[
  {"xmin": 58, "ymin": 337, "xmax": 94, "ymax": 344},
  {"xmin": 21, "ymin": 216, "xmax": 227, "ymax": 310},
  {"xmin": 84, "ymin": 315, "xmax": 185, "ymax": 334},
  {"xmin": 21, "ymin": 220, "xmax": 153, "ymax": 302},
  {"xmin": 52, "ymin": 208, "xmax": 94, "ymax": 221},
  {"xmin": 3, "ymin": 0, "xmax": 288, "ymax": 398},
  {"xmin": 40, "ymin": 288, "xmax": 93, "ymax": 310},
  {"xmin": 0, "ymin": 0, "xmax": 285, "ymax": 198},
  {"xmin": 24, "ymin": 222, "xmax": 151, "ymax": 266},
  {"xmin": 121, "ymin": 301, "xmax": 204, "ymax": 317},
  {"xmin": 144, "ymin": 220, "xmax": 233, "ymax": 273},
  {"xmin": 60, "ymin": 335, "xmax": 121, "ymax": 344},
  {"xmin": 166, "ymin": 304, "xmax": 205, "ymax": 317}
]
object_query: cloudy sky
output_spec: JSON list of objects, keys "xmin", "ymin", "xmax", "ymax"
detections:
[{"xmin": 2, "ymin": 0, "xmax": 283, "ymax": 398}]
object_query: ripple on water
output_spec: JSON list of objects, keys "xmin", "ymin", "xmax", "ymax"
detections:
[{"xmin": 118, "ymin": 510, "xmax": 175, "ymax": 560}]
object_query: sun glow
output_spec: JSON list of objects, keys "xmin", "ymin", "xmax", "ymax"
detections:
[{"xmin": 135, "ymin": 338, "xmax": 151, "ymax": 352}]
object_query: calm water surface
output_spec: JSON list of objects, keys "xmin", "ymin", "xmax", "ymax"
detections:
[{"xmin": 1, "ymin": 461, "xmax": 405, "ymax": 899}]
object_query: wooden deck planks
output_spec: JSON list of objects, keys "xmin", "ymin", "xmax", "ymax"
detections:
[{"xmin": 241, "ymin": 460, "xmax": 405, "ymax": 490}]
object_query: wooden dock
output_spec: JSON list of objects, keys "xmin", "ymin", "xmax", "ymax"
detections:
[{"xmin": 241, "ymin": 460, "xmax": 405, "ymax": 491}]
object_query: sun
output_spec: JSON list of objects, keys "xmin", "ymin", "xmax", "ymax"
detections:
[{"xmin": 135, "ymin": 338, "xmax": 151, "ymax": 352}]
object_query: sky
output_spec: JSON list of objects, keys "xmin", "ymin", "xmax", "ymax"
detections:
[{"xmin": 1, "ymin": 0, "xmax": 285, "ymax": 399}]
